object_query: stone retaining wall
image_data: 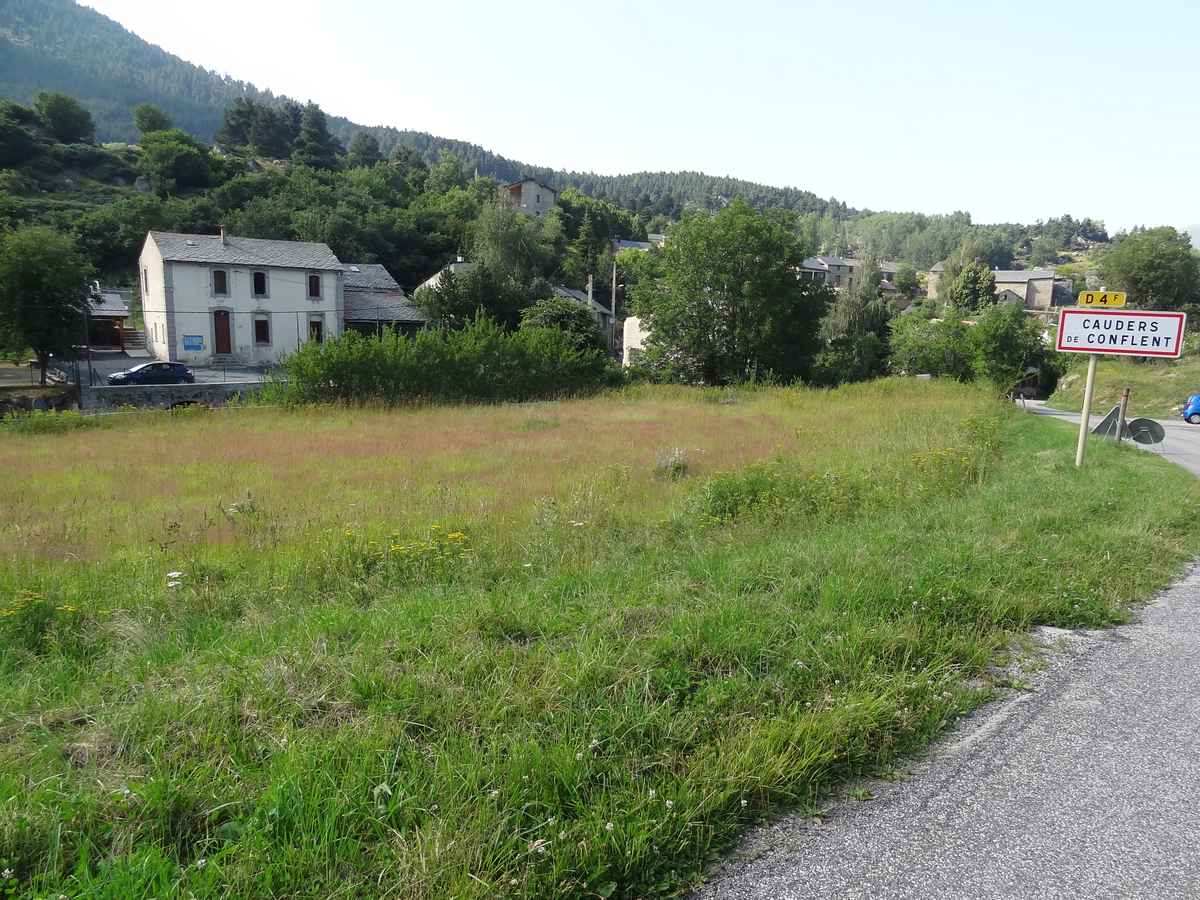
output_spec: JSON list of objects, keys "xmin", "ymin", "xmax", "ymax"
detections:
[{"xmin": 80, "ymin": 381, "xmax": 264, "ymax": 411}]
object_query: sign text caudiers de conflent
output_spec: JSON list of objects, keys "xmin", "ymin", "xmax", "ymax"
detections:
[{"xmin": 1056, "ymin": 309, "xmax": 1186, "ymax": 358}]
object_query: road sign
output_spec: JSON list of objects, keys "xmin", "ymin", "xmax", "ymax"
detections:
[
  {"xmin": 1057, "ymin": 308, "xmax": 1186, "ymax": 358},
  {"xmin": 1078, "ymin": 290, "xmax": 1127, "ymax": 308}
]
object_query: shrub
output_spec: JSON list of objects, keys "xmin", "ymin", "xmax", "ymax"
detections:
[
  {"xmin": 0, "ymin": 410, "xmax": 98, "ymax": 435},
  {"xmin": 269, "ymin": 316, "xmax": 623, "ymax": 405}
]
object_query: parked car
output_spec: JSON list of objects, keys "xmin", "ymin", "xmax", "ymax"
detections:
[
  {"xmin": 1182, "ymin": 394, "xmax": 1200, "ymax": 424},
  {"xmin": 106, "ymin": 362, "xmax": 195, "ymax": 386}
]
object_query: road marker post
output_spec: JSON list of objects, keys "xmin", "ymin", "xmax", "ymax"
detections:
[
  {"xmin": 1056, "ymin": 306, "xmax": 1186, "ymax": 468},
  {"xmin": 1116, "ymin": 387, "xmax": 1131, "ymax": 445}
]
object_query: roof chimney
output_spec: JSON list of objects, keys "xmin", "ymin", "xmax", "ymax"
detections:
[{"xmin": 219, "ymin": 226, "xmax": 227, "ymax": 246}]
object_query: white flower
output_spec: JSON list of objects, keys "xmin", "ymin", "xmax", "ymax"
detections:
[
  {"xmin": 741, "ymin": 799, "xmax": 748, "ymax": 808},
  {"xmin": 605, "ymin": 821, "xmax": 614, "ymax": 832},
  {"xmin": 665, "ymin": 800, "xmax": 674, "ymax": 809},
  {"xmin": 489, "ymin": 789, "xmax": 500, "ymax": 799},
  {"xmin": 509, "ymin": 878, "xmax": 518, "ymax": 886},
  {"xmin": 1, "ymin": 868, "xmax": 13, "ymax": 879},
  {"xmin": 575, "ymin": 752, "xmax": 584, "ymax": 761},
  {"xmin": 166, "ymin": 571, "xmax": 183, "ymax": 578},
  {"xmin": 648, "ymin": 789, "xmax": 656, "ymax": 799},
  {"xmin": 589, "ymin": 739, "xmax": 600, "ymax": 750},
  {"xmin": 195, "ymin": 858, "xmax": 207, "ymax": 870},
  {"xmin": 167, "ymin": 580, "xmax": 182, "ymax": 588}
]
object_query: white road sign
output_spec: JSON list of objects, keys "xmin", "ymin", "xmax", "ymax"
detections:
[{"xmin": 1056, "ymin": 308, "xmax": 1186, "ymax": 358}]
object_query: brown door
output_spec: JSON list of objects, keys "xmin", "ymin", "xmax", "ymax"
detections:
[{"xmin": 214, "ymin": 310, "xmax": 231, "ymax": 354}]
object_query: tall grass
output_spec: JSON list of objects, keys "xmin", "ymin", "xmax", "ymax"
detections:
[{"xmin": 1, "ymin": 381, "xmax": 1198, "ymax": 898}]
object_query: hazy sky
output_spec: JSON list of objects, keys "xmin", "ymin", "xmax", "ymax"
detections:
[{"xmin": 84, "ymin": 0, "xmax": 1198, "ymax": 232}]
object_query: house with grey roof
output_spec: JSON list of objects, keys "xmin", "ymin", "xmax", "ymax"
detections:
[
  {"xmin": 800, "ymin": 256, "xmax": 901, "ymax": 293},
  {"xmin": 342, "ymin": 263, "xmax": 428, "ymax": 335},
  {"xmin": 139, "ymin": 230, "xmax": 345, "ymax": 365}
]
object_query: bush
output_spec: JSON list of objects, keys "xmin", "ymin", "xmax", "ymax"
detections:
[
  {"xmin": 268, "ymin": 316, "xmax": 623, "ymax": 405},
  {"xmin": 0, "ymin": 410, "xmax": 98, "ymax": 434}
]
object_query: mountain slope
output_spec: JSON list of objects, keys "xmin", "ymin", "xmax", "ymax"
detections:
[{"xmin": 0, "ymin": 0, "xmax": 843, "ymax": 217}]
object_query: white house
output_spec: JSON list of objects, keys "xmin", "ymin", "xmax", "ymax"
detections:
[{"xmin": 139, "ymin": 231, "xmax": 344, "ymax": 365}]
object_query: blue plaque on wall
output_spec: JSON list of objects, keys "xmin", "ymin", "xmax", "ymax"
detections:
[{"xmin": 182, "ymin": 335, "xmax": 204, "ymax": 351}]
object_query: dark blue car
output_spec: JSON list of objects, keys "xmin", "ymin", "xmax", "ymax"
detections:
[
  {"xmin": 107, "ymin": 362, "xmax": 195, "ymax": 386},
  {"xmin": 1182, "ymin": 394, "xmax": 1200, "ymax": 424}
]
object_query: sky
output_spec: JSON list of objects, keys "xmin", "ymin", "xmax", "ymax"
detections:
[{"xmin": 84, "ymin": 0, "xmax": 1200, "ymax": 233}]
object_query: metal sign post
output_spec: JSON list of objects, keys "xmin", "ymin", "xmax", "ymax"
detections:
[{"xmin": 1056, "ymin": 306, "xmax": 1186, "ymax": 467}]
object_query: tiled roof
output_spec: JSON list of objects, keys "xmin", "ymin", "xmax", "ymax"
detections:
[
  {"xmin": 343, "ymin": 290, "xmax": 429, "ymax": 323},
  {"xmin": 90, "ymin": 288, "xmax": 130, "ymax": 318},
  {"xmin": 993, "ymin": 268, "xmax": 1055, "ymax": 282},
  {"xmin": 342, "ymin": 263, "xmax": 401, "ymax": 292},
  {"xmin": 505, "ymin": 178, "xmax": 558, "ymax": 193},
  {"xmin": 553, "ymin": 285, "xmax": 611, "ymax": 315},
  {"xmin": 149, "ymin": 232, "xmax": 342, "ymax": 270}
]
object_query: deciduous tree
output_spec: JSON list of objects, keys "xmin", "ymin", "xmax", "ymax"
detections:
[
  {"xmin": 629, "ymin": 199, "xmax": 829, "ymax": 383},
  {"xmin": 35, "ymin": 92, "xmax": 95, "ymax": 143},
  {"xmin": 1100, "ymin": 226, "xmax": 1199, "ymax": 310},
  {"xmin": 132, "ymin": 103, "xmax": 172, "ymax": 135},
  {"xmin": 0, "ymin": 226, "xmax": 93, "ymax": 384}
]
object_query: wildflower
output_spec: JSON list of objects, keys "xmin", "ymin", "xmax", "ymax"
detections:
[
  {"xmin": 648, "ymin": 789, "xmax": 656, "ymax": 799},
  {"xmin": 510, "ymin": 878, "xmax": 518, "ymax": 886},
  {"xmin": 1, "ymin": 868, "xmax": 13, "ymax": 879},
  {"xmin": 489, "ymin": 789, "xmax": 500, "ymax": 799},
  {"xmin": 168, "ymin": 581, "xmax": 182, "ymax": 588},
  {"xmin": 589, "ymin": 739, "xmax": 600, "ymax": 750},
  {"xmin": 576, "ymin": 752, "xmax": 584, "ymax": 761},
  {"xmin": 605, "ymin": 821, "xmax": 614, "ymax": 832},
  {"xmin": 741, "ymin": 799, "xmax": 748, "ymax": 809},
  {"xmin": 195, "ymin": 858, "xmax": 207, "ymax": 870},
  {"xmin": 166, "ymin": 571, "xmax": 183, "ymax": 578},
  {"xmin": 665, "ymin": 800, "xmax": 674, "ymax": 810}
]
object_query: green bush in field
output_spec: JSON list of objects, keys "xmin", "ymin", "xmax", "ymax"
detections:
[
  {"xmin": 268, "ymin": 316, "xmax": 623, "ymax": 405},
  {"xmin": 0, "ymin": 410, "xmax": 97, "ymax": 434}
]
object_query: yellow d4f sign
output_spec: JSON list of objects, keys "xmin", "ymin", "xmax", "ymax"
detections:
[{"xmin": 1079, "ymin": 290, "xmax": 1127, "ymax": 308}]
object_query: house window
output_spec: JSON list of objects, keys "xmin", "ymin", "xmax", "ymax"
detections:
[
  {"xmin": 308, "ymin": 314, "xmax": 324, "ymax": 344},
  {"xmin": 252, "ymin": 271, "xmax": 269, "ymax": 298},
  {"xmin": 142, "ymin": 268, "xmax": 149, "ymax": 296},
  {"xmin": 212, "ymin": 269, "xmax": 229, "ymax": 297},
  {"xmin": 254, "ymin": 314, "xmax": 271, "ymax": 346},
  {"xmin": 307, "ymin": 273, "xmax": 321, "ymax": 299}
]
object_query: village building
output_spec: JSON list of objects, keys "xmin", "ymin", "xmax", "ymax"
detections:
[
  {"xmin": 342, "ymin": 263, "xmax": 428, "ymax": 335},
  {"xmin": 992, "ymin": 268, "xmax": 1056, "ymax": 310},
  {"xmin": 800, "ymin": 256, "xmax": 902, "ymax": 293},
  {"xmin": 415, "ymin": 258, "xmax": 476, "ymax": 293},
  {"xmin": 87, "ymin": 284, "xmax": 134, "ymax": 349},
  {"xmin": 503, "ymin": 178, "xmax": 558, "ymax": 218},
  {"xmin": 552, "ymin": 284, "xmax": 615, "ymax": 345},
  {"xmin": 139, "ymin": 230, "xmax": 344, "ymax": 365}
]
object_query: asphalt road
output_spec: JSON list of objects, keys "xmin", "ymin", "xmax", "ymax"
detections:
[{"xmin": 696, "ymin": 405, "xmax": 1200, "ymax": 900}]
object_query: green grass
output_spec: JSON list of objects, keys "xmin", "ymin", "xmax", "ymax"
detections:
[
  {"xmin": 1, "ymin": 381, "xmax": 1198, "ymax": 898},
  {"xmin": 1049, "ymin": 351, "xmax": 1200, "ymax": 419}
]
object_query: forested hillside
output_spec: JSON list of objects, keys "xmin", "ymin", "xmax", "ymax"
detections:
[{"xmin": 0, "ymin": 0, "xmax": 842, "ymax": 218}]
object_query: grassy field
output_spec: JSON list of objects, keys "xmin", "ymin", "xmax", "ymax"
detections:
[
  {"xmin": 1049, "ymin": 351, "xmax": 1200, "ymax": 419},
  {"xmin": 2, "ymin": 382, "xmax": 1199, "ymax": 898}
]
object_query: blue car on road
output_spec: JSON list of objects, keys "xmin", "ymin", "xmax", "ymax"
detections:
[{"xmin": 1182, "ymin": 394, "xmax": 1200, "ymax": 424}]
